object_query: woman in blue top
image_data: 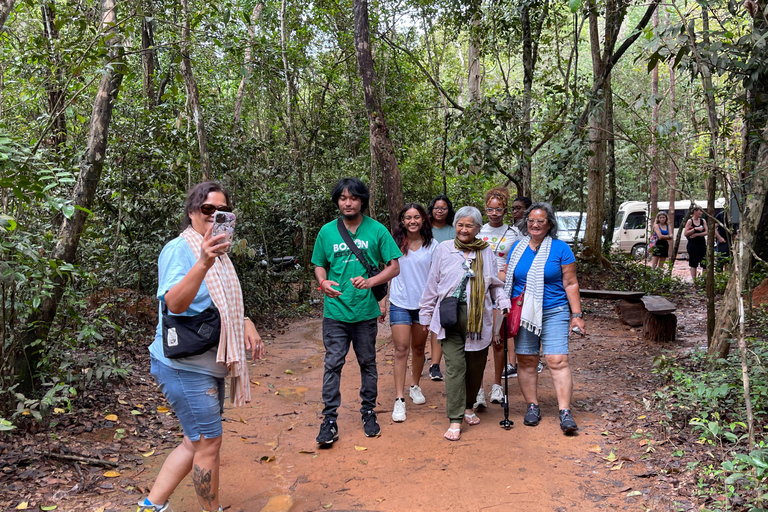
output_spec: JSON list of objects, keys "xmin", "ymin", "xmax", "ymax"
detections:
[
  {"xmin": 500, "ymin": 202, "xmax": 586, "ymax": 434},
  {"xmin": 651, "ymin": 212, "xmax": 673, "ymax": 269},
  {"xmin": 139, "ymin": 182, "xmax": 264, "ymax": 512}
]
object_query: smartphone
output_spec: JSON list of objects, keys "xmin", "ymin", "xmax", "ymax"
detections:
[{"xmin": 211, "ymin": 211, "xmax": 236, "ymax": 252}]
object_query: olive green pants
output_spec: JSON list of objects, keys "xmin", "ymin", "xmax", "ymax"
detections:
[{"xmin": 441, "ymin": 304, "xmax": 489, "ymax": 422}]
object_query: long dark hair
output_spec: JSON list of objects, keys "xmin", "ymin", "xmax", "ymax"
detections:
[
  {"xmin": 392, "ymin": 203, "xmax": 433, "ymax": 255},
  {"xmin": 428, "ymin": 194, "xmax": 455, "ymax": 225},
  {"xmin": 181, "ymin": 181, "xmax": 230, "ymax": 229}
]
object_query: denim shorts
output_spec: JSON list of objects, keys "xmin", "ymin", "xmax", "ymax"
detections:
[
  {"xmin": 150, "ymin": 356, "xmax": 225, "ymax": 441},
  {"xmin": 389, "ymin": 303, "xmax": 421, "ymax": 326},
  {"xmin": 514, "ymin": 305, "xmax": 571, "ymax": 356}
]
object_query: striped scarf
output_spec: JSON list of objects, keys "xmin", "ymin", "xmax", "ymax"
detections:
[
  {"xmin": 503, "ymin": 236, "xmax": 552, "ymax": 336},
  {"xmin": 181, "ymin": 227, "xmax": 250, "ymax": 407}
]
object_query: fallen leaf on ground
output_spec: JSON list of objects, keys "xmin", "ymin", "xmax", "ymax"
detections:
[
  {"xmin": 251, "ymin": 380, "xmax": 260, "ymax": 386},
  {"xmin": 131, "ymin": 410, "xmax": 142, "ymax": 415},
  {"xmin": 239, "ymin": 417, "xmax": 247, "ymax": 424},
  {"xmin": 587, "ymin": 444, "xmax": 602, "ymax": 453},
  {"xmin": 626, "ymin": 490, "xmax": 642, "ymax": 497},
  {"xmin": 322, "ymin": 505, "xmax": 332, "ymax": 510},
  {"xmin": 354, "ymin": 445, "xmax": 367, "ymax": 451},
  {"xmin": 260, "ymin": 455, "xmax": 276, "ymax": 463},
  {"xmin": 602, "ymin": 451, "xmax": 617, "ymax": 462},
  {"xmin": 639, "ymin": 439, "xmax": 648, "ymax": 446},
  {"xmin": 104, "ymin": 414, "xmax": 118, "ymax": 421},
  {"xmin": 15, "ymin": 502, "xmax": 28, "ymax": 510},
  {"xmin": 141, "ymin": 448, "xmax": 155, "ymax": 457},
  {"xmin": 118, "ymin": 399, "xmax": 128, "ymax": 405},
  {"xmin": 53, "ymin": 408, "xmax": 65, "ymax": 414},
  {"xmin": 156, "ymin": 406, "xmax": 169, "ymax": 413},
  {"xmin": 103, "ymin": 470, "xmax": 121, "ymax": 478},
  {"xmin": 285, "ymin": 369, "xmax": 293, "ymax": 374},
  {"xmin": 299, "ymin": 450, "xmax": 315, "ymax": 454},
  {"xmin": 40, "ymin": 506, "xmax": 57, "ymax": 511},
  {"xmin": 609, "ymin": 461, "xmax": 624, "ymax": 471}
]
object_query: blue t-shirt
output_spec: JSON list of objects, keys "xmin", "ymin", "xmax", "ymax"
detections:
[
  {"xmin": 149, "ymin": 237, "xmax": 228, "ymax": 378},
  {"xmin": 506, "ymin": 239, "xmax": 575, "ymax": 310}
]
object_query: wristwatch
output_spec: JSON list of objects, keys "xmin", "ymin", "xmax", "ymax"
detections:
[{"xmin": 571, "ymin": 312, "xmax": 583, "ymax": 319}]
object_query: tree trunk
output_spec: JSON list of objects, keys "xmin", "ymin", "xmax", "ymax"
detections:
[
  {"xmin": 603, "ymin": 71, "xmax": 616, "ymax": 253},
  {"xmin": 709, "ymin": 128, "xmax": 768, "ymax": 358},
  {"xmin": 18, "ymin": 0, "xmax": 124, "ymax": 392},
  {"xmin": 233, "ymin": 2, "xmax": 263, "ymax": 128},
  {"xmin": 0, "ymin": 0, "xmax": 15, "ymax": 31},
  {"xmin": 668, "ymin": 65, "xmax": 677, "ymax": 260},
  {"xmin": 352, "ymin": 0, "xmax": 403, "ymax": 230},
  {"xmin": 179, "ymin": 0, "xmax": 211, "ymax": 180},
  {"xmin": 649, "ymin": 7, "xmax": 659, "ymax": 219},
  {"xmin": 41, "ymin": 2, "xmax": 67, "ymax": 147},
  {"xmin": 141, "ymin": 5, "xmax": 156, "ymax": 107}
]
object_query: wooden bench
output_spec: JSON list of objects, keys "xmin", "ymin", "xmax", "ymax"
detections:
[
  {"xmin": 579, "ymin": 289, "xmax": 677, "ymax": 342},
  {"xmin": 640, "ymin": 295, "xmax": 677, "ymax": 342}
]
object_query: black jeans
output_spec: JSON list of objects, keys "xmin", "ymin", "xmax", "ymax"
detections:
[{"xmin": 321, "ymin": 318, "xmax": 379, "ymax": 420}]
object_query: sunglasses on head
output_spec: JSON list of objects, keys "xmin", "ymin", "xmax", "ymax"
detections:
[{"xmin": 199, "ymin": 204, "xmax": 232, "ymax": 215}]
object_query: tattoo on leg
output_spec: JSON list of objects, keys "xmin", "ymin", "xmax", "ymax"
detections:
[{"xmin": 193, "ymin": 464, "xmax": 216, "ymax": 505}]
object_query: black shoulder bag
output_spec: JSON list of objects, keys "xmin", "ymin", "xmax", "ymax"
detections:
[
  {"xmin": 337, "ymin": 218, "xmax": 389, "ymax": 302},
  {"xmin": 162, "ymin": 303, "xmax": 221, "ymax": 359}
]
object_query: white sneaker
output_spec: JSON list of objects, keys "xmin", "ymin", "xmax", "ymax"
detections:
[
  {"xmin": 473, "ymin": 388, "xmax": 487, "ymax": 409},
  {"xmin": 490, "ymin": 384, "xmax": 504, "ymax": 404},
  {"xmin": 392, "ymin": 399, "xmax": 406, "ymax": 422},
  {"xmin": 409, "ymin": 385, "xmax": 426, "ymax": 404}
]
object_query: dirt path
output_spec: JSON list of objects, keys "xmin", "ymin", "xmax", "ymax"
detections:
[{"xmin": 124, "ymin": 293, "xmax": 706, "ymax": 512}]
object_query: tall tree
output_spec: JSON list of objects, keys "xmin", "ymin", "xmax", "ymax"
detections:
[
  {"xmin": 649, "ymin": 6, "xmax": 659, "ymax": 219},
  {"xmin": 41, "ymin": 1, "xmax": 66, "ymax": 147},
  {"xmin": 233, "ymin": 2, "xmax": 264, "ymax": 128},
  {"xmin": 141, "ymin": 3, "xmax": 156, "ymax": 107},
  {"xmin": 352, "ymin": 0, "xmax": 403, "ymax": 228},
  {"xmin": 179, "ymin": 0, "xmax": 211, "ymax": 179},
  {"xmin": 19, "ymin": 0, "xmax": 125, "ymax": 391},
  {"xmin": 0, "ymin": 0, "xmax": 14, "ymax": 31},
  {"xmin": 667, "ymin": 65, "xmax": 677, "ymax": 261}
]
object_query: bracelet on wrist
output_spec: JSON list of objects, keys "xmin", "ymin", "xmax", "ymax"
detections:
[
  {"xmin": 571, "ymin": 312, "xmax": 583, "ymax": 319},
  {"xmin": 318, "ymin": 279, "xmax": 326, "ymax": 291}
]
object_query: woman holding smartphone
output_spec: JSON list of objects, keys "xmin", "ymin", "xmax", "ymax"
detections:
[{"xmin": 138, "ymin": 181, "xmax": 264, "ymax": 512}]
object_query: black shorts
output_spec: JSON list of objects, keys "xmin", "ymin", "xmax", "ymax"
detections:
[{"xmin": 687, "ymin": 240, "xmax": 706, "ymax": 268}]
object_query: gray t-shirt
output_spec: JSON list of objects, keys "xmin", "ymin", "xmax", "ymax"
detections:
[{"xmin": 432, "ymin": 225, "xmax": 455, "ymax": 243}]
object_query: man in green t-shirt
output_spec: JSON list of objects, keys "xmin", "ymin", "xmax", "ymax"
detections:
[{"xmin": 311, "ymin": 178, "xmax": 401, "ymax": 445}]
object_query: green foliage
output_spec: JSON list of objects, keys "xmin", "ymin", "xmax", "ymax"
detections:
[{"xmin": 653, "ymin": 336, "xmax": 768, "ymax": 510}]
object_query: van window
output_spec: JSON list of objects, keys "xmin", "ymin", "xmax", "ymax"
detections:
[
  {"xmin": 624, "ymin": 212, "xmax": 646, "ymax": 230},
  {"xmin": 614, "ymin": 211, "xmax": 624, "ymax": 230}
]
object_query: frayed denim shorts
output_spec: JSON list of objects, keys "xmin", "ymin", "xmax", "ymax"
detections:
[
  {"xmin": 389, "ymin": 303, "xmax": 421, "ymax": 326},
  {"xmin": 514, "ymin": 304, "xmax": 571, "ymax": 356},
  {"xmin": 150, "ymin": 356, "xmax": 225, "ymax": 441}
]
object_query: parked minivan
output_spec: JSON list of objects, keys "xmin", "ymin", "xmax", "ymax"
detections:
[
  {"xmin": 612, "ymin": 198, "xmax": 725, "ymax": 259},
  {"xmin": 556, "ymin": 211, "xmax": 587, "ymax": 246}
]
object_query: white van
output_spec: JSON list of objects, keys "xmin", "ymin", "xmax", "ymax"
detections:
[{"xmin": 612, "ymin": 198, "xmax": 725, "ymax": 259}]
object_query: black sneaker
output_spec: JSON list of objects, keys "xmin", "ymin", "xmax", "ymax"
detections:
[
  {"xmin": 501, "ymin": 363, "xmax": 517, "ymax": 379},
  {"xmin": 559, "ymin": 409, "xmax": 578, "ymax": 433},
  {"xmin": 523, "ymin": 403, "xmax": 541, "ymax": 426},
  {"xmin": 316, "ymin": 418, "xmax": 339, "ymax": 445},
  {"xmin": 362, "ymin": 410, "xmax": 381, "ymax": 437},
  {"xmin": 429, "ymin": 364, "xmax": 443, "ymax": 381}
]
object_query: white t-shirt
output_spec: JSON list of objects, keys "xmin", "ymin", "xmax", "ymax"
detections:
[
  {"xmin": 479, "ymin": 223, "xmax": 522, "ymax": 269},
  {"xmin": 389, "ymin": 241, "xmax": 437, "ymax": 310}
]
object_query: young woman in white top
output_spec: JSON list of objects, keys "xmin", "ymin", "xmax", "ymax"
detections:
[
  {"xmin": 476, "ymin": 187, "xmax": 522, "ymax": 408},
  {"xmin": 389, "ymin": 203, "xmax": 436, "ymax": 422}
]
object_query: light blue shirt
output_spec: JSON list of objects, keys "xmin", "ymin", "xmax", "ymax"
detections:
[{"xmin": 149, "ymin": 237, "xmax": 228, "ymax": 377}]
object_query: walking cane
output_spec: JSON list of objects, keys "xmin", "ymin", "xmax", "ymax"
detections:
[{"xmin": 499, "ymin": 316, "xmax": 514, "ymax": 430}]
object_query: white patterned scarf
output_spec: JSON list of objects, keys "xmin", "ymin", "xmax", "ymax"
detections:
[
  {"xmin": 181, "ymin": 226, "xmax": 250, "ymax": 407},
  {"xmin": 503, "ymin": 235, "xmax": 552, "ymax": 336}
]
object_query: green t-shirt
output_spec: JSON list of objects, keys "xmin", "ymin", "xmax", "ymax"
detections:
[{"xmin": 311, "ymin": 215, "xmax": 402, "ymax": 322}]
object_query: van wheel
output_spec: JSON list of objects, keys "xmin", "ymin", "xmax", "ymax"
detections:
[{"xmin": 631, "ymin": 244, "xmax": 647, "ymax": 260}]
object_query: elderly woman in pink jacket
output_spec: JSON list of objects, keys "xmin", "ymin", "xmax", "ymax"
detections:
[{"xmin": 419, "ymin": 206, "xmax": 510, "ymax": 441}]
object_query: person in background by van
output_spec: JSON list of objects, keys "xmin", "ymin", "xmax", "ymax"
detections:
[
  {"xmin": 714, "ymin": 210, "xmax": 731, "ymax": 270},
  {"xmin": 683, "ymin": 207, "xmax": 708, "ymax": 281},
  {"xmin": 650, "ymin": 212, "xmax": 673, "ymax": 269}
]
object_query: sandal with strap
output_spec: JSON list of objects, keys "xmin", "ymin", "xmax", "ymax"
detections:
[
  {"xmin": 464, "ymin": 413, "xmax": 480, "ymax": 425},
  {"xmin": 444, "ymin": 427, "xmax": 461, "ymax": 441}
]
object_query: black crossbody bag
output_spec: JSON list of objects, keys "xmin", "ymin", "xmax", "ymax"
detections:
[
  {"xmin": 162, "ymin": 303, "xmax": 221, "ymax": 359},
  {"xmin": 336, "ymin": 218, "xmax": 388, "ymax": 302}
]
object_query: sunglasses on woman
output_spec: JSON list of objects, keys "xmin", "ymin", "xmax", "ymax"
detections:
[{"xmin": 199, "ymin": 203, "xmax": 232, "ymax": 215}]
